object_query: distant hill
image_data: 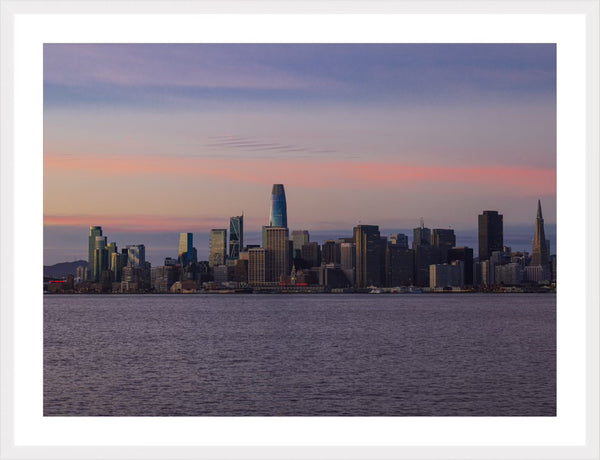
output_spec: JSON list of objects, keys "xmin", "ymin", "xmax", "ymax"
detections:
[{"xmin": 44, "ymin": 260, "xmax": 88, "ymax": 278}]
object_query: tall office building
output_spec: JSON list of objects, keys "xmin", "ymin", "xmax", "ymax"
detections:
[
  {"xmin": 291, "ymin": 230, "xmax": 310, "ymax": 258},
  {"xmin": 301, "ymin": 241, "xmax": 321, "ymax": 268},
  {"xmin": 340, "ymin": 242, "xmax": 356, "ymax": 285},
  {"xmin": 229, "ymin": 215, "xmax": 244, "ymax": 260},
  {"xmin": 478, "ymin": 210, "xmax": 503, "ymax": 261},
  {"xmin": 209, "ymin": 229, "xmax": 227, "ymax": 267},
  {"xmin": 414, "ymin": 244, "xmax": 441, "ymax": 286},
  {"xmin": 88, "ymin": 226, "xmax": 103, "ymax": 276},
  {"xmin": 261, "ymin": 225, "xmax": 268, "ymax": 248},
  {"xmin": 385, "ymin": 244, "xmax": 414, "ymax": 286},
  {"xmin": 532, "ymin": 200, "xmax": 550, "ymax": 266},
  {"xmin": 106, "ymin": 242, "xmax": 118, "ymax": 280},
  {"xmin": 177, "ymin": 232, "xmax": 194, "ymax": 266},
  {"xmin": 92, "ymin": 235, "xmax": 107, "ymax": 282},
  {"xmin": 448, "ymin": 246, "xmax": 474, "ymax": 286},
  {"xmin": 106, "ymin": 242, "xmax": 117, "ymax": 260},
  {"xmin": 178, "ymin": 233, "xmax": 195, "ymax": 266},
  {"xmin": 354, "ymin": 225, "xmax": 384, "ymax": 288},
  {"xmin": 412, "ymin": 219, "xmax": 431, "ymax": 250},
  {"xmin": 110, "ymin": 251, "xmax": 124, "ymax": 282},
  {"xmin": 265, "ymin": 227, "xmax": 290, "ymax": 283},
  {"xmin": 322, "ymin": 240, "xmax": 341, "ymax": 265},
  {"xmin": 389, "ymin": 233, "xmax": 409, "ymax": 249},
  {"xmin": 248, "ymin": 248, "xmax": 266, "ymax": 285},
  {"xmin": 269, "ymin": 184, "xmax": 287, "ymax": 227},
  {"xmin": 92, "ymin": 249, "xmax": 108, "ymax": 282},
  {"xmin": 432, "ymin": 228, "xmax": 456, "ymax": 262},
  {"xmin": 126, "ymin": 244, "xmax": 146, "ymax": 268}
]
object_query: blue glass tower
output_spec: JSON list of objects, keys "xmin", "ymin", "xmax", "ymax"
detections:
[
  {"xmin": 229, "ymin": 215, "xmax": 243, "ymax": 260},
  {"xmin": 269, "ymin": 184, "xmax": 287, "ymax": 228},
  {"xmin": 178, "ymin": 232, "xmax": 195, "ymax": 266}
]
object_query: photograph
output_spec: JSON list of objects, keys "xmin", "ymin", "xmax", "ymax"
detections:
[{"xmin": 42, "ymin": 43, "xmax": 558, "ymax": 417}]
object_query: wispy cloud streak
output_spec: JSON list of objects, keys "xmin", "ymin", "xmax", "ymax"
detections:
[{"xmin": 205, "ymin": 135, "xmax": 337, "ymax": 157}]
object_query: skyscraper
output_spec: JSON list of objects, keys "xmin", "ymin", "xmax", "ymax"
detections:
[
  {"xmin": 106, "ymin": 242, "xmax": 118, "ymax": 262},
  {"xmin": 301, "ymin": 241, "xmax": 321, "ymax": 268},
  {"xmin": 106, "ymin": 242, "xmax": 118, "ymax": 280},
  {"xmin": 269, "ymin": 184, "xmax": 287, "ymax": 227},
  {"xmin": 478, "ymin": 210, "xmax": 503, "ymax": 261},
  {"xmin": 414, "ymin": 244, "xmax": 441, "ymax": 286},
  {"xmin": 532, "ymin": 200, "xmax": 550, "ymax": 266},
  {"xmin": 412, "ymin": 219, "xmax": 431, "ymax": 250},
  {"xmin": 432, "ymin": 228, "xmax": 456, "ymax": 262},
  {"xmin": 126, "ymin": 244, "xmax": 145, "ymax": 267},
  {"xmin": 340, "ymin": 242, "xmax": 356, "ymax": 285},
  {"xmin": 111, "ymin": 251, "xmax": 124, "ymax": 282},
  {"xmin": 385, "ymin": 243, "xmax": 414, "ymax": 286},
  {"xmin": 448, "ymin": 246, "xmax": 474, "ymax": 286},
  {"xmin": 209, "ymin": 229, "xmax": 227, "ymax": 267},
  {"xmin": 322, "ymin": 240, "xmax": 341, "ymax": 264},
  {"xmin": 354, "ymin": 224, "xmax": 384, "ymax": 288},
  {"xmin": 265, "ymin": 226, "xmax": 290, "ymax": 283},
  {"xmin": 389, "ymin": 233, "xmax": 409, "ymax": 249},
  {"xmin": 88, "ymin": 226, "xmax": 103, "ymax": 276},
  {"xmin": 178, "ymin": 232, "xmax": 195, "ymax": 266},
  {"xmin": 248, "ymin": 248, "xmax": 266, "ymax": 285},
  {"xmin": 92, "ymin": 235, "xmax": 107, "ymax": 282},
  {"xmin": 291, "ymin": 230, "xmax": 310, "ymax": 258},
  {"xmin": 229, "ymin": 215, "xmax": 244, "ymax": 260}
]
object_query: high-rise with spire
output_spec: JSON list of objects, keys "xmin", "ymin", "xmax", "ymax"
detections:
[
  {"xmin": 532, "ymin": 200, "xmax": 549, "ymax": 266},
  {"xmin": 269, "ymin": 184, "xmax": 287, "ymax": 228}
]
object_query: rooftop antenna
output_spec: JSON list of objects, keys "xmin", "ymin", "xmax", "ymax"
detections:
[{"xmin": 419, "ymin": 217, "xmax": 424, "ymax": 229}]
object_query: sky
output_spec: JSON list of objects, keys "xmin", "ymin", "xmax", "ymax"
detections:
[{"xmin": 43, "ymin": 44, "xmax": 556, "ymax": 265}]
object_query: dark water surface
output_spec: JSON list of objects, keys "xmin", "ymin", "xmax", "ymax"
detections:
[{"xmin": 44, "ymin": 293, "xmax": 556, "ymax": 416}]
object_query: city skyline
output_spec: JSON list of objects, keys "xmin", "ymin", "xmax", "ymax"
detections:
[
  {"xmin": 48, "ymin": 186, "xmax": 554, "ymax": 293},
  {"xmin": 43, "ymin": 44, "xmax": 556, "ymax": 264},
  {"xmin": 61, "ymin": 184, "xmax": 554, "ymax": 272},
  {"xmin": 45, "ymin": 195, "xmax": 556, "ymax": 267},
  {"xmin": 44, "ymin": 194, "xmax": 556, "ymax": 265}
]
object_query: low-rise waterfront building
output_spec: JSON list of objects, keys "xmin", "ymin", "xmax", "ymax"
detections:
[
  {"xmin": 151, "ymin": 265, "xmax": 177, "ymax": 292},
  {"xmin": 213, "ymin": 264, "xmax": 229, "ymax": 285},
  {"xmin": 429, "ymin": 262, "xmax": 463, "ymax": 289},
  {"xmin": 495, "ymin": 262, "xmax": 523, "ymax": 286}
]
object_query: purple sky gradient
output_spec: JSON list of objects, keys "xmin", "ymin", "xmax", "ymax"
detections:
[{"xmin": 43, "ymin": 44, "xmax": 556, "ymax": 265}]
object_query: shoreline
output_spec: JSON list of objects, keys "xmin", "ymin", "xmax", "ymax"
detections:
[{"xmin": 43, "ymin": 288, "xmax": 556, "ymax": 295}]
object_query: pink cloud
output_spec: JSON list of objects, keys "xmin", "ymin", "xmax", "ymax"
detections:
[{"xmin": 45, "ymin": 153, "xmax": 556, "ymax": 195}]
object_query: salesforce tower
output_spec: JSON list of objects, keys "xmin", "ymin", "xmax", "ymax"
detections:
[{"xmin": 269, "ymin": 184, "xmax": 287, "ymax": 228}]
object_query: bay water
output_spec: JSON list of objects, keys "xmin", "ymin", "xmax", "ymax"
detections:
[{"xmin": 44, "ymin": 293, "xmax": 556, "ymax": 416}]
